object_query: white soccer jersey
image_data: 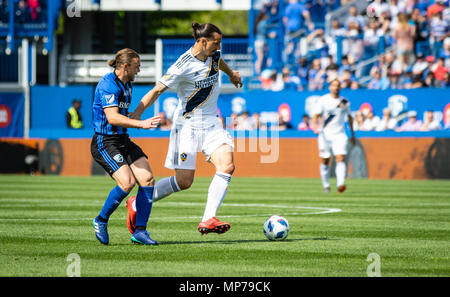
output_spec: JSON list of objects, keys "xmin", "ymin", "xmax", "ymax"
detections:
[
  {"xmin": 313, "ymin": 93, "xmax": 351, "ymax": 136},
  {"xmin": 160, "ymin": 48, "xmax": 221, "ymax": 128}
]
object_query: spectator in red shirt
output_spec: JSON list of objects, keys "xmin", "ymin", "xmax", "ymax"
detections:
[
  {"xmin": 27, "ymin": 0, "xmax": 39, "ymax": 21},
  {"xmin": 432, "ymin": 57, "xmax": 449, "ymax": 81}
]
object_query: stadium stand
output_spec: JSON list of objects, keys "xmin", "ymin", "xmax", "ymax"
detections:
[{"xmin": 250, "ymin": 0, "xmax": 450, "ymax": 92}]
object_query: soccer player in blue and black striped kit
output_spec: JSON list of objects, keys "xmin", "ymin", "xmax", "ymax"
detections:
[{"xmin": 91, "ymin": 48, "xmax": 161, "ymax": 245}]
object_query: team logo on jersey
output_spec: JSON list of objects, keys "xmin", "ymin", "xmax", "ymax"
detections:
[
  {"xmin": 180, "ymin": 153, "xmax": 188, "ymax": 162},
  {"xmin": 113, "ymin": 154, "xmax": 124, "ymax": 163},
  {"xmin": 104, "ymin": 94, "xmax": 115, "ymax": 104},
  {"xmin": 339, "ymin": 99, "xmax": 348, "ymax": 109},
  {"xmin": 213, "ymin": 61, "xmax": 219, "ymax": 72},
  {"xmin": 162, "ymin": 73, "xmax": 172, "ymax": 81}
]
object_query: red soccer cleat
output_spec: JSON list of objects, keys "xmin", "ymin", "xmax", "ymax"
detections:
[
  {"xmin": 337, "ymin": 185, "xmax": 347, "ymax": 194},
  {"xmin": 126, "ymin": 196, "xmax": 137, "ymax": 234},
  {"xmin": 197, "ymin": 217, "xmax": 230, "ymax": 235}
]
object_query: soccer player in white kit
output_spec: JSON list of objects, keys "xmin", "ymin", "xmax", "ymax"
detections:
[
  {"xmin": 312, "ymin": 79, "xmax": 355, "ymax": 193},
  {"xmin": 126, "ymin": 22, "xmax": 243, "ymax": 235}
]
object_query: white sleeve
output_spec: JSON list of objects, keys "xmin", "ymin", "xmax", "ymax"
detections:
[
  {"xmin": 313, "ymin": 97, "xmax": 324, "ymax": 116},
  {"xmin": 344, "ymin": 100, "xmax": 351, "ymax": 116},
  {"xmin": 159, "ymin": 64, "xmax": 185, "ymax": 89}
]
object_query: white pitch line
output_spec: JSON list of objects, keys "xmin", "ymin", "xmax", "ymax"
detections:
[
  {"xmin": 0, "ymin": 202, "xmax": 341, "ymax": 222},
  {"xmin": 162, "ymin": 202, "xmax": 342, "ymax": 215}
]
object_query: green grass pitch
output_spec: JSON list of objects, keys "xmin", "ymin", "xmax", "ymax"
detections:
[{"xmin": 0, "ymin": 174, "xmax": 449, "ymax": 277}]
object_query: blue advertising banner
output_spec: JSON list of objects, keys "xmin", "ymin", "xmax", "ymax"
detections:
[
  {"xmin": 31, "ymin": 85, "xmax": 94, "ymax": 130},
  {"xmin": 28, "ymin": 86, "xmax": 450, "ymax": 138},
  {"xmin": 0, "ymin": 92, "xmax": 24, "ymax": 137},
  {"xmin": 155, "ymin": 88, "xmax": 450, "ymax": 129}
]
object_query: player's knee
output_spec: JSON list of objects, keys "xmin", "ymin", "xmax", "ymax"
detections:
[
  {"xmin": 221, "ymin": 163, "xmax": 235, "ymax": 175},
  {"xmin": 177, "ymin": 180, "xmax": 192, "ymax": 190},
  {"xmin": 176, "ymin": 177, "xmax": 193, "ymax": 190},
  {"xmin": 118, "ymin": 177, "xmax": 136, "ymax": 193},
  {"xmin": 138, "ymin": 175, "xmax": 155, "ymax": 187}
]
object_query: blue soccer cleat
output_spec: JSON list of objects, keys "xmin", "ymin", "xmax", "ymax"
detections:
[
  {"xmin": 131, "ymin": 229, "xmax": 158, "ymax": 246},
  {"xmin": 93, "ymin": 216, "xmax": 109, "ymax": 245}
]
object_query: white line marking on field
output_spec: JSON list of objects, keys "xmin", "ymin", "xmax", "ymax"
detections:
[{"xmin": 0, "ymin": 202, "xmax": 341, "ymax": 222}]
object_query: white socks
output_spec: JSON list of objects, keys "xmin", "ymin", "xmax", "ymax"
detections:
[
  {"xmin": 320, "ymin": 162, "xmax": 346, "ymax": 188},
  {"xmin": 335, "ymin": 161, "xmax": 346, "ymax": 187},
  {"xmin": 320, "ymin": 163, "xmax": 330, "ymax": 189},
  {"xmin": 153, "ymin": 173, "xmax": 232, "ymax": 222},
  {"xmin": 202, "ymin": 172, "xmax": 231, "ymax": 222},
  {"xmin": 153, "ymin": 176, "xmax": 181, "ymax": 202}
]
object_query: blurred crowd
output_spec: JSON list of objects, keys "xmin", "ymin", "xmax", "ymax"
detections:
[
  {"xmin": 154, "ymin": 107, "xmax": 450, "ymax": 132},
  {"xmin": 0, "ymin": 0, "xmax": 45, "ymax": 24},
  {"xmin": 353, "ymin": 108, "xmax": 449, "ymax": 131},
  {"xmin": 255, "ymin": 0, "xmax": 450, "ymax": 91}
]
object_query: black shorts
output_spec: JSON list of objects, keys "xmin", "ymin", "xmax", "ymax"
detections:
[{"xmin": 91, "ymin": 133, "xmax": 147, "ymax": 176}]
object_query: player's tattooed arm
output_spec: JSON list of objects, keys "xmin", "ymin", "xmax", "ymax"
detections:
[
  {"xmin": 219, "ymin": 58, "xmax": 243, "ymax": 88},
  {"xmin": 348, "ymin": 114, "xmax": 356, "ymax": 145},
  {"xmin": 130, "ymin": 82, "xmax": 168, "ymax": 120},
  {"xmin": 312, "ymin": 114, "xmax": 320, "ymax": 134}
]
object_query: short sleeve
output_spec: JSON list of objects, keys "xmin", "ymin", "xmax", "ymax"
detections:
[
  {"xmin": 159, "ymin": 65, "xmax": 183, "ymax": 88},
  {"xmin": 96, "ymin": 78, "xmax": 121, "ymax": 109},
  {"xmin": 343, "ymin": 99, "xmax": 351, "ymax": 115},
  {"xmin": 159, "ymin": 53, "xmax": 192, "ymax": 88},
  {"xmin": 313, "ymin": 97, "xmax": 323, "ymax": 116},
  {"xmin": 100, "ymin": 88, "xmax": 120, "ymax": 108}
]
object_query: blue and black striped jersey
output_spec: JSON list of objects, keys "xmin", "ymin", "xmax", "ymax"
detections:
[{"xmin": 93, "ymin": 72, "xmax": 132, "ymax": 135}]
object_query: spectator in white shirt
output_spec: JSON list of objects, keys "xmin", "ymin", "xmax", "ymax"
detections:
[
  {"xmin": 420, "ymin": 110, "xmax": 442, "ymax": 131},
  {"xmin": 236, "ymin": 111, "xmax": 256, "ymax": 131},
  {"xmin": 376, "ymin": 108, "xmax": 398, "ymax": 131},
  {"xmin": 353, "ymin": 110, "xmax": 366, "ymax": 131},
  {"xmin": 412, "ymin": 54, "xmax": 429, "ymax": 76},
  {"xmin": 363, "ymin": 110, "xmax": 381, "ymax": 131}
]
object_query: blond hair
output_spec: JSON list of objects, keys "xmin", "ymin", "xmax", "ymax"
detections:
[{"xmin": 108, "ymin": 48, "xmax": 139, "ymax": 68}]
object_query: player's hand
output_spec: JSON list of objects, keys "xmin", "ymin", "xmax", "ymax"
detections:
[
  {"xmin": 229, "ymin": 71, "xmax": 243, "ymax": 88},
  {"xmin": 140, "ymin": 116, "xmax": 161, "ymax": 129}
]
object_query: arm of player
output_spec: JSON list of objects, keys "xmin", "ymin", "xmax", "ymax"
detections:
[
  {"xmin": 219, "ymin": 58, "xmax": 243, "ymax": 88},
  {"xmin": 129, "ymin": 82, "xmax": 168, "ymax": 120},
  {"xmin": 348, "ymin": 114, "xmax": 356, "ymax": 145},
  {"xmin": 104, "ymin": 107, "xmax": 160, "ymax": 129},
  {"xmin": 312, "ymin": 114, "xmax": 320, "ymax": 134}
]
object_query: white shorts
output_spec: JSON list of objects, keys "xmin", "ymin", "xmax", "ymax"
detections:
[
  {"xmin": 318, "ymin": 132, "xmax": 348, "ymax": 159},
  {"xmin": 164, "ymin": 119, "xmax": 234, "ymax": 170}
]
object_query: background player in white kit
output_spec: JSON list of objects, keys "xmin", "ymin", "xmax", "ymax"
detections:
[
  {"xmin": 312, "ymin": 79, "xmax": 355, "ymax": 193},
  {"xmin": 126, "ymin": 22, "xmax": 243, "ymax": 235}
]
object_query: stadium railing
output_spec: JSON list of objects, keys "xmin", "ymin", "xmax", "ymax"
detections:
[
  {"xmin": 58, "ymin": 38, "xmax": 253, "ymax": 89},
  {"xmin": 60, "ymin": 53, "xmax": 160, "ymax": 84}
]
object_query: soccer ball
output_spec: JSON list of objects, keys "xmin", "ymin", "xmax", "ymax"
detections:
[{"xmin": 263, "ymin": 215, "xmax": 289, "ymax": 241}]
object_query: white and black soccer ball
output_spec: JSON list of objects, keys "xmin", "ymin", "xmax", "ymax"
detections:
[{"xmin": 263, "ymin": 215, "xmax": 289, "ymax": 241}]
